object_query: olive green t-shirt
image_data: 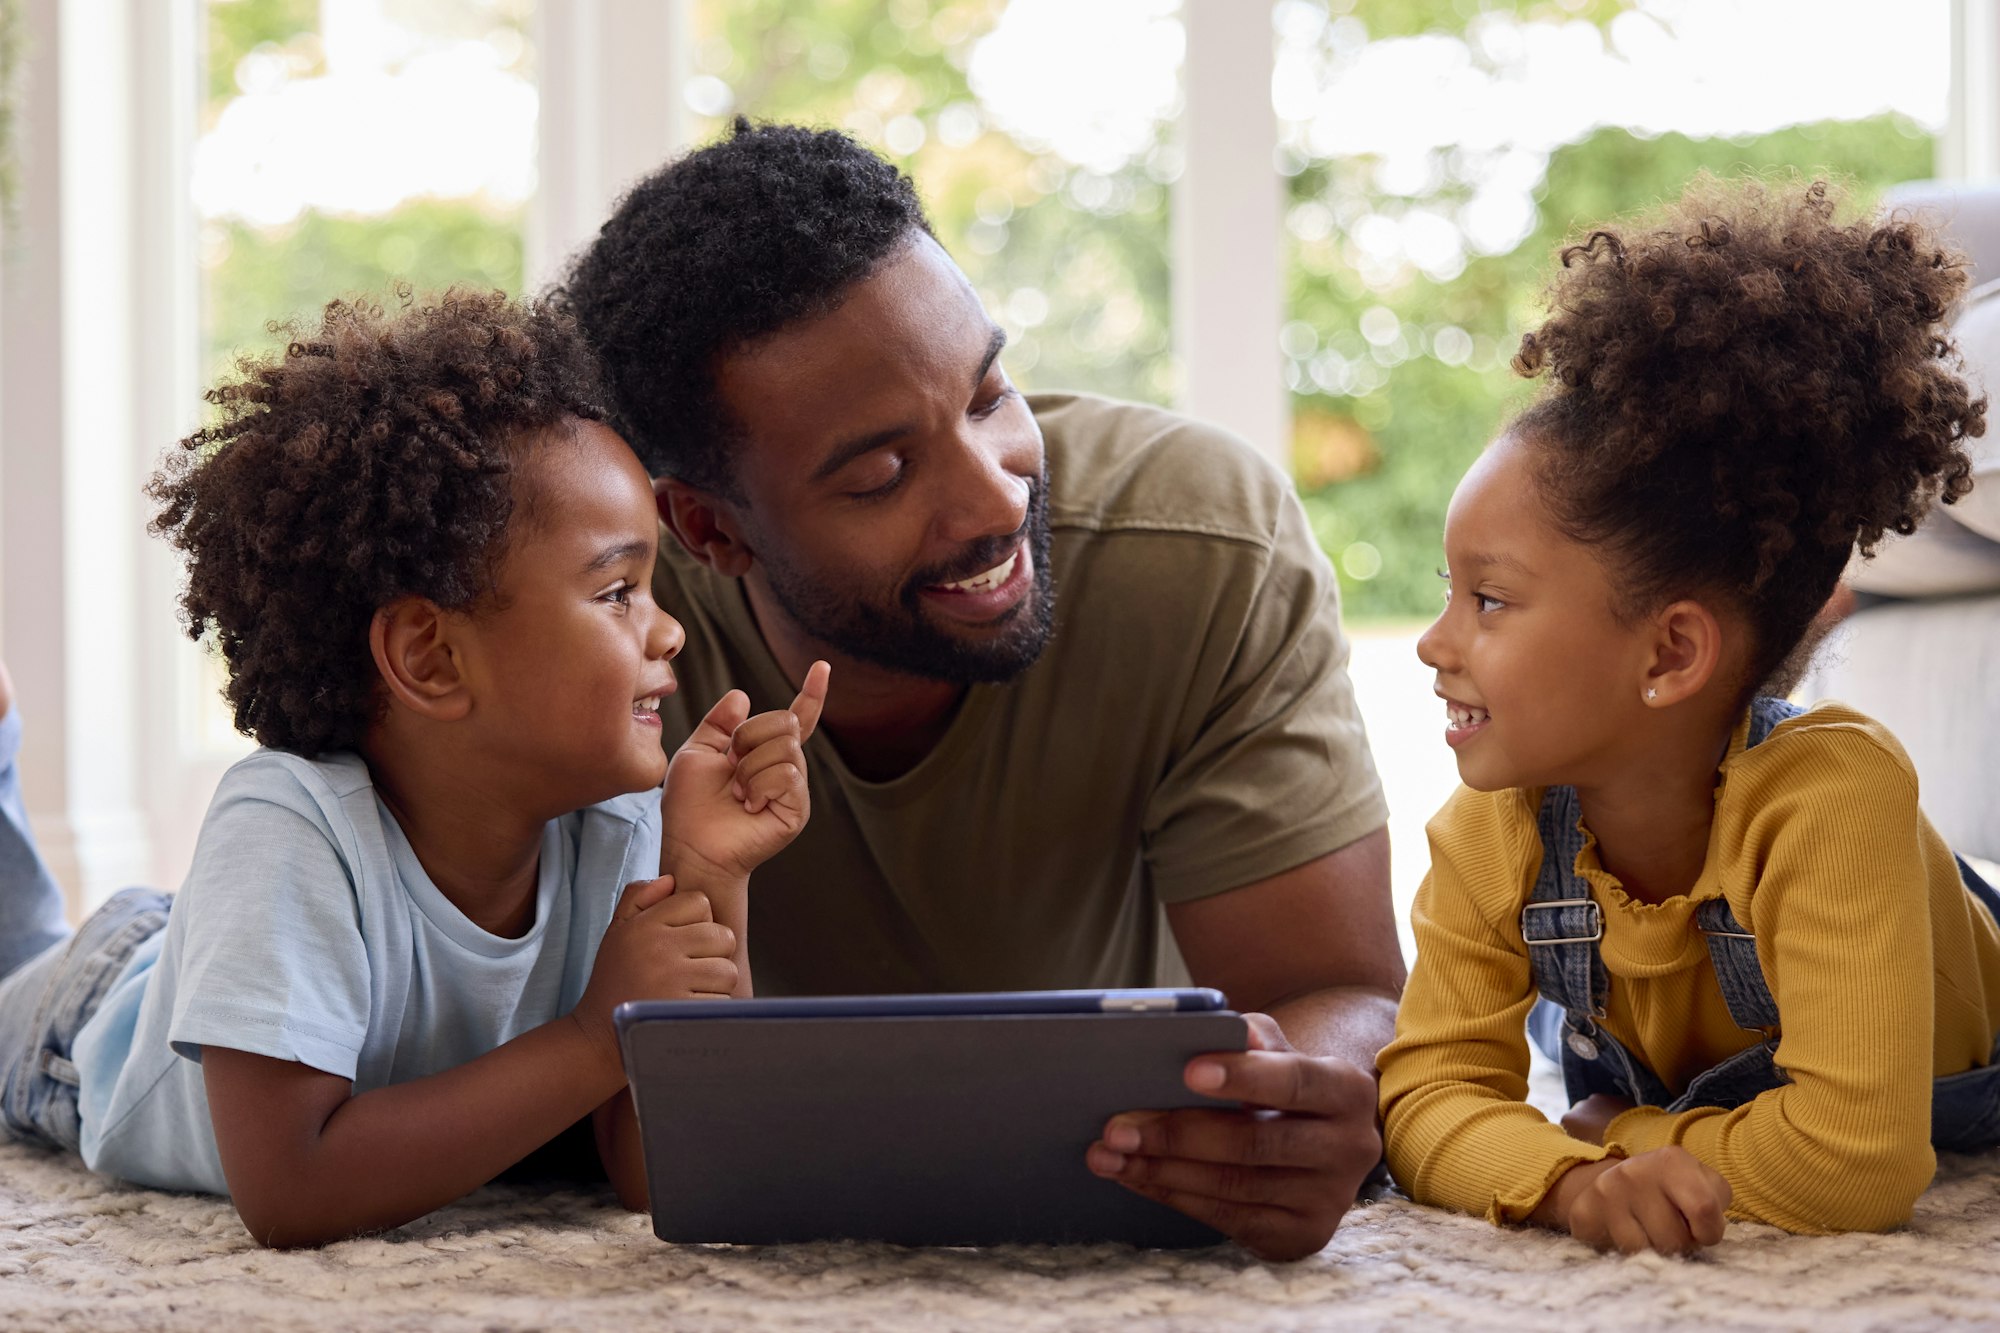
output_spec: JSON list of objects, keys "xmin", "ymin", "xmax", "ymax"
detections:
[{"xmin": 649, "ymin": 392, "xmax": 1386, "ymax": 995}]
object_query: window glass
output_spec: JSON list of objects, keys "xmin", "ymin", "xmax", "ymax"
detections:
[
  {"xmin": 685, "ymin": 0, "xmax": 1182, "ymax": 405},
  {"xmin": 1279, "ymin": 0, "xmax": 1950, "ymax": 618}
]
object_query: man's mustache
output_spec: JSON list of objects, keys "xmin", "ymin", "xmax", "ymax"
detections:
[{"xmin": 907, "ymin": 478, "xmax": 1045, "ymax": 589}]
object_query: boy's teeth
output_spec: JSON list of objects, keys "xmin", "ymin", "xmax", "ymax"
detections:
[
  {"xmin": 635, "ymin": 696, "xmax": 660, "ymax": 713},
  {"xmin": 1445, "ymin": 703, "xmax": 1490, "ymax": 730},
  {"xmin": 938, "ymin": 551, "xmax": 1017, "ymax": 593}
]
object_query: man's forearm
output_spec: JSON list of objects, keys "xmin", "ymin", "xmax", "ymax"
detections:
[{"xmin": 1264, "ymin": 983, "xmax": 1401, "ymax": 1077}]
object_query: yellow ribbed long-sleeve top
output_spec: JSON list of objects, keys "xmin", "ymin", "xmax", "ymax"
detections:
[{"xmin": 1378, "ymin": 702, "xmax": 2000, "ymax": 1234}]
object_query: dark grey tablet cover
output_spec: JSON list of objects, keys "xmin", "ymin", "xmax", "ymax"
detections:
[{"xmin": 624, "ymin": 1011, "xmax": 1248, "ymax": 1247}]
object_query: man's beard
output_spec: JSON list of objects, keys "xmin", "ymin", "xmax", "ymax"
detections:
[{"xmin": 755, "ymin": 472, "xmax": 1057, "ymax": 684}]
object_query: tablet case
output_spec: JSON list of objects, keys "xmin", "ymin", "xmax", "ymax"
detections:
[{"xmin": 624, "ymin": 1010, "xmax": 1248, "ymax": 1247}]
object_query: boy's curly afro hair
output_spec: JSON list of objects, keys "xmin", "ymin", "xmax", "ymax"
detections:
[
  {"xmin": 558, "ymin": 117, "xmax": 931, "ymax": 495},
  {"xmin": 1512, "ymin": 174, "xmax": 1985, "ymax": 697},
  {"xmin": 147, "ymin": 289, "xmax": 607, "ymax": 757}
]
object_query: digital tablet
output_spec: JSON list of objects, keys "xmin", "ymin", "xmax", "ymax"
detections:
[{"xmin": 615, "ymin": 988, "xmax": 1247, "ymax": 1248}]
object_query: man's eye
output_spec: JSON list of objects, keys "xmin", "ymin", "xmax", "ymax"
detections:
[
  {"xmin": 851, "ymin": 464, "xmax": 906, "ymax": 501},
  {"xmin": 972, "ymin": 385, "xmax": 1016, "ymax": 419}
]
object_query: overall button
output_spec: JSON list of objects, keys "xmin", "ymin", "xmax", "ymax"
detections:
[{"xmin": 1565, "ymin": 1030, "xmax": 1600, "ymax": 1061}]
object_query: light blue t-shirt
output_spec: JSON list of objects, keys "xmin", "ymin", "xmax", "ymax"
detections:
[{"xmin": 70, "ymin": 748, "xmax": 661, "ymax": 1195}]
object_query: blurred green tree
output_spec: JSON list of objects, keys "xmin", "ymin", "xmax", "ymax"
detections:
[{"xmin": 201, "ymin": 0, "xmax": 1940, "ymax": 623}]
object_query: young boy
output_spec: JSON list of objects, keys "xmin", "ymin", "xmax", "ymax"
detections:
[{"xmin": 0, "ymin": 290, "xmax": 828, "ymax": 1246}]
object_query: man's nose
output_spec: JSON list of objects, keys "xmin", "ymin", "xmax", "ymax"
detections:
[{"xmin": 936, "ymin": 433, "xmax": 1033, "ymax": 546}]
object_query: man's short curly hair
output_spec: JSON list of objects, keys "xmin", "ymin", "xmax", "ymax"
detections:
[
  {"xmin": 558, "ymin": 118, "xmax": 931, "ymax": 495},
  {"xmin": 1511, "ymin": 174, "xmax": 1986, "ymax": 697},
  {"xmin": 147, "ymin": 289, "xmax": 607, "ymax": 757}
]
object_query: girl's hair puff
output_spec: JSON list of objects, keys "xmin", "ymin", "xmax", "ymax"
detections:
[{"xmin": 1511, "ymin": 174, "xmax": 1984, "ymax": 697}]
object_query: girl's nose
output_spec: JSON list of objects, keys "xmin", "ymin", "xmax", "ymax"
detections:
[{"xmin": 650, "ymin": 607, "xmax": 686, "ymax": 661}]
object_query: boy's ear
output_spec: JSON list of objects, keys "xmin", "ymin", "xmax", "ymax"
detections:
[
  {"xmin": 369, "ymin": 598, "xmax": 472, "ymax": 722},
  {"xmin": 655, "ymin": 476, "xmax": 754, "ymax": 578},
  {"xmin": 1641, "ymin": 599, "xmax": 1726, "ymax": 708}
]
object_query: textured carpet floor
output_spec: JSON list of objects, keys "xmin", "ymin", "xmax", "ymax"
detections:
[{"xmin": 4, "ymin": 1131, "xmax": 1997, "ymax": 1333}]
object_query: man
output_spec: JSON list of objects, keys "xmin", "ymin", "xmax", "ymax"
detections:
[{"xmin": 562, "ymin": 121, "xmax": 1402, "ymax": 1261}]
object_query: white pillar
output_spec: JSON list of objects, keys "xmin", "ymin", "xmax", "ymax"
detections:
[
  {"xmin": 0, "ymin": 0, "xmax": 200, "ymax": 916},
  {"xmin": 528, "ymin": 0, "xmax": 692, "ymax": 291},
  {"xmin": 1943, "ymin": 0, "xmax": 2000, "ymax": 180},
  {"xmin": 1174, "ymin": 0, "xmax": 1286, "ymax": 471}
]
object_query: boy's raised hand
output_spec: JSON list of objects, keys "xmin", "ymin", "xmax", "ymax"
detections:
[
  {"xmin": 1538, "ymin": 1146, "xmax": 1732, "ymax": 1256},
  {"xmin": 661, "ymin": 661, "xmax": 830, "ymax": 880}
]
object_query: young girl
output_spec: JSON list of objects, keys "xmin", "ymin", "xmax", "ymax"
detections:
[
  {"xmin": 1378, "ymin": 177, "xmax": 2000, "ymax": 1255},
  {"xmin": 0, "ymin": 290, "xmax": 829, "ymax": 1247}
]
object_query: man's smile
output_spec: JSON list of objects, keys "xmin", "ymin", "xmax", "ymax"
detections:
[{"xmin": 917, "ymin": 541, "xmax": 1032, "ymax": 625}]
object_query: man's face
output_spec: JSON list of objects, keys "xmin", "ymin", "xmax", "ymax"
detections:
[{"xmin": 708, "ymin": 233, "xmax": 1055, "ymax": 683}]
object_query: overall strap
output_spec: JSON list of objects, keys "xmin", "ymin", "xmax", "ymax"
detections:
[
  {"xmin": 1521, "ymin": 785, "xmax": 1606, "ymax": 1020},
  {"xmin": 1693, "ymin": 696, "xmax": 1803, "ymax": 1036},
  {"xmin": 1693, "ymin": 898, "xmax": 1779, "ymax": 1033}
]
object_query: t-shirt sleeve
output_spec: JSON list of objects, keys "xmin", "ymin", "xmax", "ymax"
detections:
[
  {"xmin": 1140, "ymin": 485, "xmax": 1387, "ymax": 903},
  {"xmin": 165, "ymin": 760, "xmax": 372, "ymax": 1081}
]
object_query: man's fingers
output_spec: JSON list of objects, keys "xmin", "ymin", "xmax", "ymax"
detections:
[
  {"xmin": 1241, "ymin": 1012, "xmax": 1292, "ymax": 1053},
  {"xmin": 1109, "ymin": 1179, "xmax": 1328, "ymax": 1263},
  {"xmin": 1087, "ymin": 1142, "xmax": 1312, "ymax": 1208},
  {"xmin": 639, "ymin": 888, "xmax": 715, "ymax": 927},
  {"xmin": 789, "ymin": 660, "xmax": 830, "ymax": 742},
  {"xmin": 615, "ymin": 875, "xmax": 676, "ymax": 921},
  {"xmin": 1185, "ymin": 1049, "xmax": 1374, "ymax": 1116},
  {"xmin": 1100, "ymin": 1107, "xmax": 1348, "ymax": 1171}
]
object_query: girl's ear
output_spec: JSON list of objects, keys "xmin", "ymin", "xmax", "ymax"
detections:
[
  {"xmin": 656, "ymin": 476, "xmax": 754, "ymax": 578},
  {"xmin": 1640, "ymin": 599, "xmax": 1727, "ymax": 707},
  {"xmin": 369, "ymin": 598, "xmax": 472, "ymax": 722}
]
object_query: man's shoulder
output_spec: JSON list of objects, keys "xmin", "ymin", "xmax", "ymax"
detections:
[{"xmin": 1030, "ymin": 393, "xmax": 1293, "ymax": 551}]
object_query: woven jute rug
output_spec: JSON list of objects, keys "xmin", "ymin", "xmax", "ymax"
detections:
[{"xmin": 4, "ymin": 1128, "xmax": 1997, "ymax": 1332}]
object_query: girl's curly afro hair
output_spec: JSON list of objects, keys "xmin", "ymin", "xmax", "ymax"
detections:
[
  {"xmin": 147, "ymin": 289, "xmax": 607, "ymax": 757},
  {"xmin": 1512, "ymin": 174, "xmax": 1985, "ymax": 697}
]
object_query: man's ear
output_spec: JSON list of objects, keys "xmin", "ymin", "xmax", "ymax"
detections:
[
  {"xmin": 369, "ymin": 597, "xmax": 473, "ymax": 722},
  {"xmin": 655, "ymin": 476, "xmax": 754, "ymax": 578},
  {"xmin": 1641, "ymin": 599, "xmax": 1726, "ymax": 708}
]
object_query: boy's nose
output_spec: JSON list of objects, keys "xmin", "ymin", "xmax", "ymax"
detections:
[{"xmin": 650, "ymin": 608, "xmax": 686, "ymax": 661}]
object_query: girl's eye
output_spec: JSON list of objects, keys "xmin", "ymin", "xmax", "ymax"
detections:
[
  {"xmin": 602, "ymin": 583, "xmax": 632, "ymax": 606},
  {"xmin": 1474, "ymin": 592, "xmax": 1504, "ymax": 614}
]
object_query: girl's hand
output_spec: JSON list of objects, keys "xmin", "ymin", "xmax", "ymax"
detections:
[
  {"xmin": 1536, "ymin": 1147, "xmax": 1732, "ymax": 1256},
  {"xmin": 661, "ymin": 662, "xmax": 830, "ymax": 879}
]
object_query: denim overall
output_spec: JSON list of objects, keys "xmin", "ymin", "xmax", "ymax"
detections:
[{"xmin": 1524, "ymin": 696, "xmax": 2000, "ymax": 1154}]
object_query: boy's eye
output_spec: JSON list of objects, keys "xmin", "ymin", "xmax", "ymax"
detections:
[
  {"xmin": 602, "ymin": 583, "xmax": 632, "ymax": 605},
  {"xmin": 1474, "ymin": 592, "xmax": 1504, "ymax": 614}
]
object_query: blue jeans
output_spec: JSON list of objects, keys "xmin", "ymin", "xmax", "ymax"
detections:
[{"xmin": 0, "ymin": 709, "xmax": 170, "ymax": 1151}]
